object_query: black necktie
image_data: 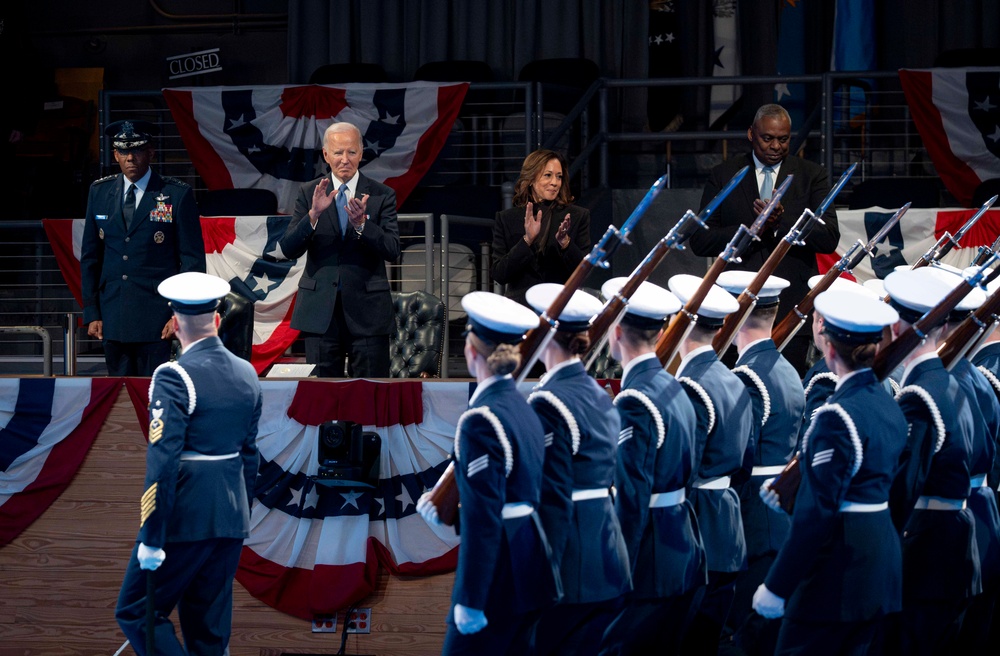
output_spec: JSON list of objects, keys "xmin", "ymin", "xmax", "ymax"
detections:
[{"xmin": 123, "ymin": 183, "xmax": 136, "ymax": 229}]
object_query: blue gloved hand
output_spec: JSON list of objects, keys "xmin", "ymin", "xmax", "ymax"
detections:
[
  {"xmin": 453, "ymin": 604, "xmax": 488, "ymax": 635},
  {"xmin": 759, "ymin": 477, "xmax": 783, "ymax": 513},
  {"xmin": 138, "ymin": 543, "xmax": 166, "ymax": 571},
  {"xmin": 416, "ymin": 492, "xmax": 441, "ymax": 526}
]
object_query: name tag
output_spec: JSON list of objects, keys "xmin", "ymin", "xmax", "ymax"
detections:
[{"xmin": 96, "ymin": 214, "xmax": 108, "ymax": 221}]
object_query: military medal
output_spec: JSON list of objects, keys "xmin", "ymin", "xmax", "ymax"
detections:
[
  {"xmin": 154, "ymin": 231, "xmax": 165, "ymax": 244},
  {"xmin": 151, "ymin": 194, "xmax": 174, "ymax": 222}
]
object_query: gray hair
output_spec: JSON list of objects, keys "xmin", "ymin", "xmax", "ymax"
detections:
[
  {"xmin": 324, "ymin": 122, "xmax": 362, "ymax": 147},
  {"xmin": 753, "ymin": 104, "xmax": 791, "ymax": 127}
]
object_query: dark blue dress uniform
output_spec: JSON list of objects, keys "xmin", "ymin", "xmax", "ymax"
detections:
[
  {"xmin": 442, "ymin": 375, "xmax": 560, "ymax": 656},
  {"xmin": 116, "ymin": 327, "xmax": 262, "ymax": 655},
  {"xmin": 952, "ymin": 355, "xmax": 1000, "ymax": 651},
  {"xmin": 766, "ymin": 368, "xmax": 908, "ymax": 652},
  {"xmin": 529, "ymin": 359, "xmax": 631, "ymax": 655},
  {"xmin": 972, "ymin": 340, "xmax": 1000, "ymax": 487},
  {"xmin": 81, "ymin": 170, "xmax": 206, "ymax": 370},
  {"xmin": 601, "ymin": 353, "xmax": 706, "ymax": 654}
]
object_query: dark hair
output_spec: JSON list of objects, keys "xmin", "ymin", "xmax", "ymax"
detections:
[
  {"xmin": 486, "ymin": 343, "xmax": 521, "ymax": 376},
  {"xmin": 744, "ymin": 304, "xmax": 779, "ymax": 331},
  {"xmin": 512, "ymin": 149, "xmax": 574, "ymax": 207},
  {"xmin": 827, "ymin": 336, "xmax": 878, "ymax": 370},
  {"xmin": 552, "ymin": 329, "xmax": 591, "ymax": 356},
  {"xmin": 619, "ymin": 323, "xmax": 660, "ymax": 349}
]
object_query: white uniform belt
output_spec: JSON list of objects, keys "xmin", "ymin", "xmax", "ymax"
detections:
[
  {"xmin": 752, "ymin": 465, "xmax": 786, "ymax": 477},
  {"xmin": 649, "ymin": 489, "xmax": 686, "ymax": 508},
  {"xmin": 971, "ymin": 474, "xmax": 988, "ymax": 489},
  {"xmin": 179, "ymin": 451, "xmax": 239, "ymax": 461},
  {"xmin": 572, "ymin": 488, "xmax": 610, "ymax": 502},
  {"xmin": 694, "ymin": 476, "xmax": 731, "ymax": 490},
  {"xmin": 839, "ymin": 501, "xmax": 888, "ymax": 513},
  {"xmin": 914, "ymin": 496, "xmax": 967, "ymax": 511},
  {"xmin": 501, "ymin": 502, "xmax": 534, "ymax": 520}
]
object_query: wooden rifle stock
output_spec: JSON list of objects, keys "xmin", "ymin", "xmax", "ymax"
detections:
[
  {"xmin": 939, "ymin": 268, "xmax": 1000, "ymax": 367},
  {"xmin": 771, "ymin": 265, "xmax": 840, "ymax": 351},
  {"xmin": 766, "ymin": 452, "xmax": 802, "ymax": 514},
  {"xmin": 427, "ymin": 461, "xmax": 459, "ymax": 526},
  {"xmin": 713, "ymin": 238, "xmax": 795, "ymax": 355},
  {"xmin": 655, "ymin": 257, "xmax": 729, "ymax": 366}
]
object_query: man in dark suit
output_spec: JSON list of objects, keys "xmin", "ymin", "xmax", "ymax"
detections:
[
  {"xmin": 115, "ymin": 271, "xmax": 261, "ymax": 656},
  {"xmin": 279, "ymin": 122, "xmax": 400, "ymax": 377},
  {"xmin": 81, "ymin": 120, "xmax": 206, "ymax": 376},
  {"xmin": 689, "ymin": 104, "xmax": 840, "ymax": 375}
]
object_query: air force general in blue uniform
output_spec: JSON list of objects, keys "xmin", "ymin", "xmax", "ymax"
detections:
[{"xmin": 115, "ymin": 272, "xmax": 261, "ymax": 656}]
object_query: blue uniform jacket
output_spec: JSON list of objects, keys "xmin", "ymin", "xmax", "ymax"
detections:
[
  {"xmin": 676, "ymin": 345, "xmax": 752, "ymax": 573},
  {"xmin": 972, "ymin": 341, "xmax": 1000, "ymax": 488},
  {"xmin": 138, "ymin": 336, "xmax": 261, "ymax": 548},
  {"xmin": 733, "ymin": 339, "xmax": 804, "ymax": 559},
  {"xmin": 953, "ymin": 357, "xmax": 1000, "ymax": 591},
  {"xmin": 81, "ymin": 171, "xmax": 206, "ymax": 342},
  {"xmin": 529, "ymin": 360, "xmax": 631, "ymax": 603},
  {"xmin": 766, "ymin": 368, "xmax": 907, "ymax": 622},
  {"xmin": 451, "ymin": 375, "xmax": 560, "ymax": 615},
  {"xmin": 614, "ymin": 354, "xmax": 706, "ymax": 599}
]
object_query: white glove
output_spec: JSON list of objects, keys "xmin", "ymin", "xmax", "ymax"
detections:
[
  {"xmin": 416, "ymin": 492, "xmax": 441, "ymax": 526},
  {"xmin": 752, "ymin": 584, "xmax": 786, "ymax": 619},
  {"xmin": 453, "ymin": 603, "xmax": 488, "ymax": 635},
  {"xmin": 137, "ymin": 543, "xmax": 166, "ymax": 571},
  {"xmin": 759, "ymin": 477, "xmax": 782, "ymax": 513}
]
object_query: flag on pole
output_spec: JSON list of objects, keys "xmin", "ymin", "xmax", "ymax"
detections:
[{"xmin": 162, "ymin": 82, "xmax": 469, "ymax": 213}]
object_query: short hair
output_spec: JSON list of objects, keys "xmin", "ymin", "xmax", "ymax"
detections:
[
  {"xmin": 513, "ymin": 149, "xmax": 574, "ymax": 207},
  {"xmin": 744, "ymin": 304, "xmax": 779, "ymax": 331},
  {"xmin": 324, "ymin": 122, "xmax": 362, "ymax": 147},
  {"xmin": 552, "ymin": 328, "xmax": 590, "ymax": 356},
  {"xmin": 174, "ymin": 311, "xmax": 216, "ymax": 339},
  {"xmin": 618, "ymin": 322, "xmax": 660, "ymax": 349},
  {"xmin": 753, "ymin": 104, "xmax": 791, "ymax": 127}
]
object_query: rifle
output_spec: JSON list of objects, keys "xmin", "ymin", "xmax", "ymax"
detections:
[
  {"xmin": 938, "ymin": 266, "xmax": 1000, "ymax": 368},
  {"xmin": 873, "ymin": 253, "xmax": 1000, "ymax": 380},
  {"xmin": 513, "ymin": 174, "xmax": 669, "ymax": 382},
  {"xmin": 770, "ymin": 254, "xmax": 1000, "ymax": 514},
  {"xmin": 910, "ymin": 194, "xmax": 996, "ymax": 270},
  {"xmin": 971, "ymin": 211, "xmax": 1000, "ymax": 267},
  {"xmin": 772, "ymin": 202, "xmax": 909, "ymax": 352},
  {"xmin": 712, "ymin": 163, "xmax": 858, "ymax": 355},
  {"xmin": 583, "ymin": 165, "xmax": 750, "ymax": 369},
  {"xmin": 655, "ymin": 175, "xmax": 794, "ymax": 367}
]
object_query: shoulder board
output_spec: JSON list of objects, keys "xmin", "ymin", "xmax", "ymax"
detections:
[
  {"xmin": 802, "ymin": 403, "xmax": 863, "ymax": 477},
  {"xmin": 733, "ymin": 365, "xmax": 771, "ymax": 428},
  {"xmin": 91, "ymin": 174, "xmax": 117, "ymax": 185},
  {"xmin": 454, "ymin": 407, "xmax": 513, "ymax": 477},
  {"xmin": 615, "ymin": 389, "xmax": 666, "ymax": 449},
  {"xmin": 160, "ymin": 175, "xmax": 191, "ymax": 188},
  {"xmin": 895, "ymin": 384, "xmax": 946, "ymax": 455}
]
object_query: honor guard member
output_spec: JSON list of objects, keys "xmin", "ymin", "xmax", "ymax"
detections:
[
  {"xmin": 81, "ymin": 120, "xmax": 206, "ymax": 376},
  {"xmin": 882, "ymin": 267, "xmax": 983, "ymax": 654},
  {"xmin": 115, "ymin": 272, "xmax": 261, "ymax": 656},
  {"xmin": 925, "ymin": 265, "xmax": 1000, "ymax": 653},
  {"xmin": 597, "ymin": 278, "xmax": 706, "ymax": 656},
  {"xmin": 417, "ymin": 291, "xmax": 561, "ymax": 655},
  {"xmin": 667, "ymin": 273, "xmax": 754, "ymax": 655},
  {"xmin": 524, "ymin": 283, "xmax": 631, "ymax": 656},
  {"xmin": 755, "ymin": 290, "xmax": 907, "ymax": 654},
  {"xmin": 714, "ymin": 271, "xmax": 805, "ymax": 647},
  {"xmin": 797, "ymin": 277, "xmax": 891, "ymax": 451}
]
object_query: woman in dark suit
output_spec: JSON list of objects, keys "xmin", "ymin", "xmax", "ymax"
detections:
[{"xmin": 491, "ymin": 150, "xmax": 591, "ymax": 306}]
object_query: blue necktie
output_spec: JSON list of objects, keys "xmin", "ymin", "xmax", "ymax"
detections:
[
  {"xmin": 760, "ymin": 166, "xmax": 775, "ymax": 201},
  {"xmin": 335, "ymin": 183, "xmax": 350, "ymax": 234},
  {"xmin": 123, "ymin": 183, "xmax": 136, "ymax": 229}
]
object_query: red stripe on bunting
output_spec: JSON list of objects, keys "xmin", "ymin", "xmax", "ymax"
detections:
[
  {"xmin": 934, "ymin": 208, "xmax": 1000, "ymax": 247},
  {"xmin": 898, "ymin": 69, "xmax": 983, "ymax": 207},
  {"xmin": 199, "ymin": 216, "xmax": 239, "ymax": 253},
  {"xmin": 41, "ymin": 219, "xmax": 83, "ymax": 307},
  {"xmin": 162, "ymin": 89, "xmax": 236, "ymax": 190},
  {"xmin": 0, "ymin": 378, "xmax": 123, "ymax": 546},
  {"xmin": 280, "ymin": 85, "xmax": 349, "ymax": 120},
  {"xmin": 237, "ymin": 542, "xmax": 380, "ymax": 620},
  {"xmin": 286, "ymin": 379, "xmax": 424, "ymax": 427}
]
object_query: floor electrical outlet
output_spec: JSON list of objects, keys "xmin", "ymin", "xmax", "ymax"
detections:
[
  {"xmin": 311, "ymin": 615, "xmax": 337, "ymax": 633},
  {"xmin": 346, "ymin": 608, "xmax": 372, "ymax": 634}
]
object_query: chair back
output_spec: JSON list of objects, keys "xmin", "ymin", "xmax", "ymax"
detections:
[
  {"xmin": 218, "ymin": 292, "xmax": 255, "ymax": 362},
  {"xmin": 390, "ymin": 290, "xmax": 445, "ymax": 378},
  {"xmin": 199, "ymin": 188, "xmax": 279, "ymax": 216}
]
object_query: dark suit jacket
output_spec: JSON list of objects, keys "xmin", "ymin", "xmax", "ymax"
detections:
[
  {"xmin": 139, "ymin": 336, "xmax": 261, "ymax": 548},
  {"xmin": 689, "ymin": 154, "xmax": 840, "ymax": 323},
  {"xmin": 80, "ymin": 170, "xmax": 206, "ymax": 342},
  {"xmin": 491, "ymin": 202, "xmax": 590, "ymax": 306},
  {"xmin": 279, "ymin": 173, "xmax": 400, "ymax": 335}
]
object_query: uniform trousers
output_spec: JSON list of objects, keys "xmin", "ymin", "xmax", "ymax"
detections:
[{"xmin": 104, "ymin": 339, "xmax": 171, "ymax": 376}]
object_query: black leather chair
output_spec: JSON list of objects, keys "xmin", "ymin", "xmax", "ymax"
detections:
[
  {"xmin": 218, "ymin": 291, "xmax": 255, "ymax": 362},
  {"xmin": 199, "ymin": 188, "xmax": 279, "ymax": 216},
  {"xmin": 309, "ymin": 63, "xmax": 388, "ymax": 84},
  {"xmin": 587, "ymin": 341, "xmax": 623, "ymax": 380},
  {"xmin": 390, "ymin": 290, "xmax": 445, "ymax": 378}
]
